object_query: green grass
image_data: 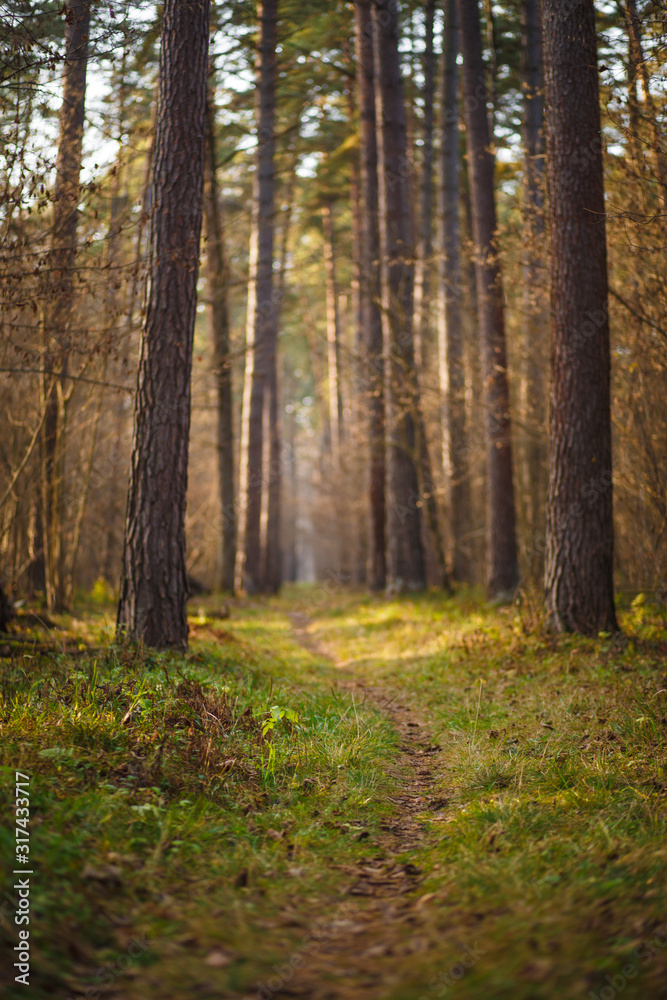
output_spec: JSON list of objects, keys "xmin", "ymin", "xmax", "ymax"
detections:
[
  {"xmin": 0, "ymin": 599, "xmax": 398, "ymax": 999},
  {"xmin": 304, "ymin": 588, "xmax": 667, "ymax": 999},
  {"xmin": 1, "ymin": 587, "xmax": 667, "ymax": 999}
]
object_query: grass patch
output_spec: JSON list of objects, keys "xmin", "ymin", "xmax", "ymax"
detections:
[
  {"xmin": 0, "ymin": 598, "xmax": 397, "ymax": 999},
  {"xmin": 305, "ymin": 588, "xmax": 667, "ymax": 999},
  {"xmin": 2, "ymin": 587, "xmax": 666, "ymax": 999}
]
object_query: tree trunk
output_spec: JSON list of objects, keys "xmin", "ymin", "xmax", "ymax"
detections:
[
  {"xmin": 204, "ymin": 88, "xmax": 236, "ymax": 594},
  {"xmin": 372, "ymin": 0, "xmax": 425, "ymax": 591},
  {"xmin": 412, "ymin": 0, "xmax": 436, "ymax": 372},
  {"xmin": 0, "ymin": 579, "xmax": 12, "ymax": 632},
  {"xmin": 263, "ymin": 187, "xmax": 292, "ymax": 595},
  {"xmin": 116, "ymin": 0, "xmax": 210, "ymax": 650},
  {"xmin": 520, "ymin": 0, "xmax": 547, "ymax": 583},
  {"xmin": 438, "ymin": 0, "xmax": 471, "ymax": 584},
  {"xmin": 542, "ymin": 0, "xmax": 617, "ymax": 634},
  {"xmin": 457, "ymin": 0, "xmax": 519, "ymax": 600},
  {"xmin": 235, "ymin": 0, "xmax": 278, "ymax": 596},
  {"xmin": 42, "ymin": 0, "xmax": 91, "ymax": 612},
  {"xmin": 622, "ymin": 0, "xmax": 667, "ymax": 210},
  {"xmin": 322, "ymin": 201, "xmax": 343, "ymax": 466},
  {"xmin": 354, "ymin": 0, "xmax": 386, "ymax": 591}
]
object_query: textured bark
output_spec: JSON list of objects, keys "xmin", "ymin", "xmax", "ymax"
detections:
[
  {"xmin": 204, "ymin": 89, "xmax": 236, "ymax": 594},
  {"xmin": 412, "ymin": 0, "xmax": 436, "ymax": 372},
  {"xmin": 42, "ymin": 0, "xmax": 90, "ymax": 611},
  {"xmin": 117, "ymin": 0, "xmax": 210, "ymax": 650},
  {"xmin": 438, "ymin": 0, "xmax": 471, "ymax": 583},
  {"xmin": 457, "ymin": 0, "xmax": 519, "ymax": 599},
  {"xmin": 355, "ymin": 0, "xmax": 385, "ymax": 591},
  {"xmin": 520, "ymin": 0, "xmax": 547, "ymax": 581},
  {"xmin": 542, "ymin": 0, "xmax": 617, "ymax": 634},
  {"xmin": 235, "ymin": 0, "xmax": 278, "ymax": 595},
  {"xmin": 372, "ymin": 0, "xmax": 425, "ymax": 590},
  {"xmin": 322, "ymin": 201, "xmax": 343, "ymax": 465}
]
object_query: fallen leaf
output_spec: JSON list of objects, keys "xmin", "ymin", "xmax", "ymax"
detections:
[{"xmin": 204, "ymin": 949, "xmax": 232, "ymax": 968}]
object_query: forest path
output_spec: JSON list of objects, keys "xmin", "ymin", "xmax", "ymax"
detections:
[{"xmin": 247, "ymin": 611, "xmax": 448, "ymax": 1000}]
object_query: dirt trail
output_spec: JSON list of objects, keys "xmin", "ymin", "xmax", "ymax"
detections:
[{"xmin": 247, "ymin": 613, "xmax": 447, "ymax": 1000}]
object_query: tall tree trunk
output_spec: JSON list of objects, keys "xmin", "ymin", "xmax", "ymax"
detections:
[
  {"xmin": 413, "ymin": 0, "xmax": 436, "ymax": 372},
  {"xmin": 354, "ymin": 0, "xmax": 385, "ymax": 591},
  {"xmin": 372, "ymin": 0, "xmax": 425, "ymax": 591},
  {"xmin": 542, "ymin": 0, "xmax": 617, "ymax": 634},
  {"xmin": 457, "ymin": 0, "xmax": 519, "ymax": 600},
  {"xmin": 322, "ymin": 202, "xmax": 343, "ymax": 466},
  {"xmin": 235, "ymin": 0, "xmax": 278, "ymax": 595},
  {"xmin": 204, "ymin": 88, "xmax": 236, "ymax": 594},
  {"xmin": 42, "ymin": 0, "xmax": 91, "ymax": 611},
  {"xmin": 116, "ymin": 0, "xmax": 210, "ymax": 649},
  {"xmin": 438, "ymin": 0, "xmax": 471, "ymax": 583},
  {"xmin": 520, "ymin": 0, "xmax": 547, "ymax": 583},
  {"xmin": 262, "ymin": 183, "xmax": 292, "ymax": 595}
]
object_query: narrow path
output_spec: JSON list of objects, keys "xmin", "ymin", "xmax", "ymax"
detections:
[{"xmin": 252, "ymin": 613, "xmax": 447, "ymax": 999}]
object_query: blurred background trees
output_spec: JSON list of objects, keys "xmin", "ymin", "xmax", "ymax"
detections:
[{"xmin": 1, "ymin": 0, "xmax": 666, "ymax": 636}]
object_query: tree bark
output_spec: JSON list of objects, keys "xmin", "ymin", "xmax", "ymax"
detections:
[
  {"xmin": 116, "ymin": 0, "xmax": 210, "ymax": 650},
  {"xmin": 412, "ymin": 0, "xmax": 436, "ymax": 372},
  {"xmin": 42, "ymin": 0, "xmax": 91, "ymax": 611},
  {"xmin": 542, "ymin": 0, "xmax": 617, "ymax": 634},
  {"xmin": 204, "ymin": 88, "xmax": 236, "ymax": 594},
  {"xmin": 520, "ymin": 0, "xmax": 547, "ymax": 582},
  {"xmin": 456, "ymin": 0, "xmax": 519, "ymax": 599},
  {"xmin": 372, "ymin": 0, "xmax": 425, "ymax": 591},
  {"xmin": 235, "ymin": 0, "xmax": 279, "ymax": 595},
  {"xmin": 438, "ymin": 0, "xmax": 472, "ymax": 583},
  {"xmin": 354, "ymin": 0, "xmax": 386, "ymax": 591}
]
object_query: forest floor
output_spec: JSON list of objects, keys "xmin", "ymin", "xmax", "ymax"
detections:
[{"xmin": 2, "ymin": 586, "xmax": 667, "ymax": 999}]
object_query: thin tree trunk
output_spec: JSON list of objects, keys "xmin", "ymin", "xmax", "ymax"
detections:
[
  {"xmin": 117, "ymin": 0, "xmax": 210, "ymax": 649},
  {"xmin": 372, "ymin": 0, "xmax": 425, "ymax": 590},
  {"xmin": 347, "ymin": 87, "xmax": 368, "ymax": 586},
  {"xmin": 457, "ymin": 0, "xmax": 519, "ymax": 599},
  {"xmin": 620, "ymin": 0, "xmax": 642, "ymax": 183},
  {"xmin": 0, "ymin": 579, "xmax": 11, "ymax": 632},
  {"xmin": 65, "ymin": 384, "xmax": 104, "ymax": 605},
  {"xmin": 413, "ymin": 0, "xmax": 436, "ymax": 372},
  {"xmin": 622, "ymin": 0, "xmax": 667, "ymax": 210},
  {"xmin": 263, "ymin": 182, "xmax": 292, "ymax": 595},
  {"xmin": 355, "ymin": 0, "xmax": 385, "ymax": 591},
  {"xmin": 204, "ymin": 88, "xmax": 236, "ymax": 594},
  {"xmin": 438, "ymin": 0, "xmax": 472, "ymax": 583},
  {"xmin": 322, "ymin": 201, "xmax": 343, "ymax": 466},
  {"xmin": 521, "ymin": 0, "xmax": 547, "ymax": 582},
  {"xmin": 542, "ymin": 0, "xmax": 617, "ymax": 634},
  {"xmin": 42, "ymin": 0, "xmax": 91, "ymax": 611},
  {"xmin": 416, "ymin": 411, "xmax": 449, "ymax": 589},
  {"xmin": 235, "ymin": 0, "xmax": 278, "ymax": 595}
]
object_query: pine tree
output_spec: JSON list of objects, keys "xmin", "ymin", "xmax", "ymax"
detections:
[
  {"xmin": 117, "ymin": 0, "xmax": 210, "ymax": 649},
  {"xmin": 542, "ymin": 0, "xmax": 617, "ymax": 634},
  {"xmin": 372, "ymin": 0, "xmax": 425, "ymax": 590},
  {"xmin": 456, "ymin": 0, "xmax": 519, "ymax": 600}
]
